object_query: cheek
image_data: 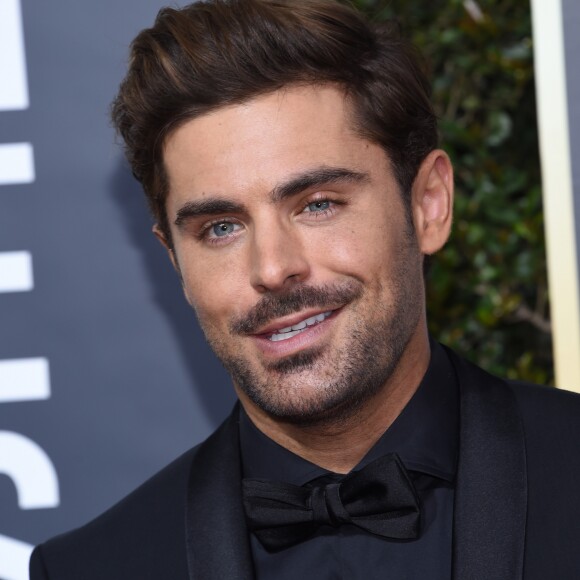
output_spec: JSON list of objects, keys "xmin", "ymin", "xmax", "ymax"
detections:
[
  {"xmin": 304, "ymin": 216, "xmax": 396, "ymax": 280},
  {"xmin": 178, "ymin": 251, "xmax": 251, "ymax": 330},
  {"xmin": 321, "ymin": 235, "xmax": 368, "ymax": 271}
]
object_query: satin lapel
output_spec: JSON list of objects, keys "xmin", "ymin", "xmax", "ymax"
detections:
[
  {"xmin": 447, "ymin": 348, "xmax": 527, "ymax": 580},
  {"xmin": 186, "ymin": 405, "xmax": 254, "ymax": 580}
]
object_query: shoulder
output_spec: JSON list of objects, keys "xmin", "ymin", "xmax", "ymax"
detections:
[
  {"xmin": 501, "ymin": 380, "xmax": 580, "ymax": 569},
  {"xmin": 30, "ymin": 406, "xmax": 241, "ymax": 579},
  {"xmin": 507, "ymin": 378, "xmax": 580, "ymax": 424},
  {"xmin": 445, "ymin": 344, "xmax": 580, "ymax": 432},
  {"xmin": 31, "ymin": 445, "xmax": 199, "ymax": 580},
  {"xmin": 445, "ymin": 344, "xmax": 580, "ymax": 465},
  {"xmin": 504, "ymin": 378, "xmax": 580, "ymax": 461},
  {"xmin": 449, "ymin": 344, "xmax": 580, "ymax": 486}
]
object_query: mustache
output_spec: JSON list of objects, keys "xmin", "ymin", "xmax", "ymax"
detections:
[{"xmin": 230, "ymin": 280, "xmax": 363, "ymax": 335}]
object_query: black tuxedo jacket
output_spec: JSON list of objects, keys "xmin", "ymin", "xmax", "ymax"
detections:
[{"xmin": 30, "ymin": 349, "xmax": 580, "ymax": 579}]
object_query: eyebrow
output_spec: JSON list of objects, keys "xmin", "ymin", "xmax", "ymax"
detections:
[
  {"xmin": 270, "ymin": 166, "xmax": 371, "ymax": 203},
  {"xmin": 173, "ymin": 166, "xmax": 370, "ymax": 227},
  {"xmin": 174, "ymin": 199, "xmax": 245, "ymax": 227}
]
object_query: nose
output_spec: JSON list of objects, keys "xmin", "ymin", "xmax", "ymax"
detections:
[{"xmin": 249, "ymin": 220, "xmax": 311, "ymax": 293}]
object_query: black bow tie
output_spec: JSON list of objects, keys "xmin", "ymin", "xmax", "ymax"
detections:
[{"xmin": 242, "ymin": 452, "xmax": 421, "ymax": 552}]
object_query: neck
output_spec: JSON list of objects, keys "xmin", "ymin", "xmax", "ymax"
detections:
[{"xmin": 238, "ymin": 330, "xmax": 430, "ymax": 474}]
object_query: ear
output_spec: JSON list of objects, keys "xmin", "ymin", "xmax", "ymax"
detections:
[
  {"xmin": 152, "ymin": 224, "xmax": 181, "ymax": 274},
  {"xmin": 411, "ymin": 149, "xmax": 454, "ymax": 255}
]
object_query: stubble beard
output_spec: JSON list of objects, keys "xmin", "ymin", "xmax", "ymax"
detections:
[{"xmin": 199, "ymin": 237, "xmax": 423, "ymax": 428}]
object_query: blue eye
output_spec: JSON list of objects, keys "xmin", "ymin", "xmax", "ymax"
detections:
[
  {"xmin": 212, "ymin": 222, "xmax": 236, "ymax": 237},
  {"xmin": 306, "ymin": 200, "xmax": 330, "ymax": 212}
]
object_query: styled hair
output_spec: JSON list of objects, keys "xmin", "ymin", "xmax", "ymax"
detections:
[{"xmin": 111, "ymin": 0, "xmax": 438, "ymax": 239}]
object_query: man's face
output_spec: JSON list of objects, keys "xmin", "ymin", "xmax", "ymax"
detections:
[{"xmin": 162, "ymin": 85, "xmax": 428, "ymax": 425}]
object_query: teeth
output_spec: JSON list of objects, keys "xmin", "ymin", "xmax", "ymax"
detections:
[
  {"xmin": 268, "ymin": 311, "xmax": 332, "ymax": 341},
  {"xmin": 270, "ymin": 329, "xmax": 302, "ymax": 342}
]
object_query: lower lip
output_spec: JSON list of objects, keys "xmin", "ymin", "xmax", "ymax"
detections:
[{"xmin": 251, "ymin": 310, "xmax": 340, "ymax": 358}]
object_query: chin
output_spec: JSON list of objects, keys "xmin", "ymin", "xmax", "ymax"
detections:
[{"xmin": 230, "ymin": 342, "xmax": 405, "ymax": 428}]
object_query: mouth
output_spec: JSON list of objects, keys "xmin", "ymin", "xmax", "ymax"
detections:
[
  {"xmin": 249, "ymin": 307, "xmax": 340, "ymax": 358},
  {"xmin": 266, "ymin": 310, "xmax": 334, "ymax": 342}
]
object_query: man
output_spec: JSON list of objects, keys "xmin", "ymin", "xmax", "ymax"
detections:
[{"xmin": 30, "ymin": 0, "xmax": 580, "ymax": 578}]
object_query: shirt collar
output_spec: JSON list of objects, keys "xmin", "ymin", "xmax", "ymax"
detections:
[{"xmin": 240, "ymin": 340, "xmax": 458, "ymax": 485}]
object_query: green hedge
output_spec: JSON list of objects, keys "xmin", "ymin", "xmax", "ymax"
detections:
[{"xmin": 354, "ymin": 0, "xmax": 552, "ymax": 384}]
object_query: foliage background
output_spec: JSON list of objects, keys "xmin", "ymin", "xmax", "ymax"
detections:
[{"xmin": 353, "ymin": 0, "xmax": 553, "ymax": 384}]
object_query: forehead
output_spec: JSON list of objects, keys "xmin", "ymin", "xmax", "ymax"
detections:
[{"xmin": 162, "ymin": 85, "xmax": 386, "ymax": 204}]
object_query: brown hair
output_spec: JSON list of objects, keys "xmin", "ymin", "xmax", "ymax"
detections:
[{"xmin": 111, "ymin": 0, "xmax": 438, "ymax": 240}]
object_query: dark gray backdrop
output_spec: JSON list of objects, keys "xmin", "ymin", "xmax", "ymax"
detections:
[{"xmin": 564, "ymin": 0, "xmax": 580, "ymax": 265}]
